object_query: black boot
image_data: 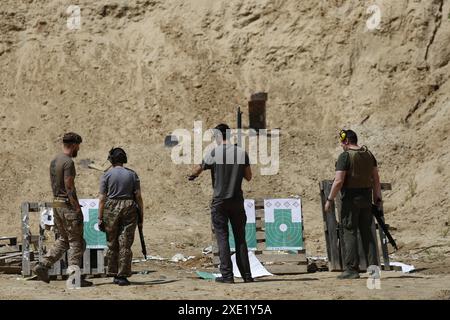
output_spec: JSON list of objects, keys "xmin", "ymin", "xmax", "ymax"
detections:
[
  {"xmin": 116, "ymin": 277, "xmax": 130, "ymax": 286},
  {"xmin": 33, "ymin": 263, "xmax": 50, "ymax": 283},
  {"xmin": 337, "ymin": 270, "xmax": 360, "ymax": 279},
  {"xmin": 215, "ymin": 276, "xmax": 234, "ymax": 284}
]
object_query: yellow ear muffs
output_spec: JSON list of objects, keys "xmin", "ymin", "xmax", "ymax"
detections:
[{"xmin": 339, "ymin": 130, "xmax": 347, "ymax": 142}]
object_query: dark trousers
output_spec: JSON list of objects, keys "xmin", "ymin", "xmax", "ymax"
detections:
[
  {"xmin": 341, "ymin": 194, "xmax": 378, "ymax": 272},
  {"xmin": 211, "ymin": 198, "xmax": 251, "ymax": 279}
]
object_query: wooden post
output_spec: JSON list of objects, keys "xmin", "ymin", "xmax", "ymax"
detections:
[
  {"xmin": 319, "ymin": 181, "xmax": 342, "ymax": 271},
  {"xmin": 377, "ymin": 201, "xmax": 391, "ymax": 271},
  {"xmin": 97, "ymin": 249, "xmax": 105, "ymax": 274},
  {"xmin": 21, "ymin": 202, "xmax": 31, "ymax": 277},
  {"xmin": 83, "ymin": 249, "xmax": 90, "ymax": 275},
  {"xmin": 320, "ymin": 180, "xmax": 393, "ymax": 271}
]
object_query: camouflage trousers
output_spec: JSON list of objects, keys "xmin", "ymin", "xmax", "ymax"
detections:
[
  {"xmin": 103, "ymin": 199, "xmax": 137, "ymax": 278},
  {"xmin": 42, "ymin": 207, "xmax": 86, "ymax": 268}
]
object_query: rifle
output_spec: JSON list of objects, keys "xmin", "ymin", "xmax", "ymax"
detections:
[
  {"xmin": 236, "ymin": 106, "xmax": 242, "ymax": 147},
  {"xmin": 135, "ymin": 203, "xmax": 147, "ymax": 260},
  {"xmin": 371, "ymin": 204, "xmax": 398, "ymax": 251}
]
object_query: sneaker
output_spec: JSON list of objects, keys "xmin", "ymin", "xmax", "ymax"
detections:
[
  {"xmin": 116, "ymin": 277, "xmax": 130, "ymax": 286},
  {"xmin": 215, "ymin": 277, "xmax": 234, "ymax": 284},
  {"xmin": 33, "ymin": 263, "xmax": 50, "ymax": 283},
  {"xmin": 113, "ymin": 277, "xmax": 120, "ymax": 284},
  {"xmin": 243, "ymin": 277, "xmax": 254, "ymax": 283},
  {"xmin": 337, "ymin": 270, "xmax": 360, "ymax": 279},
  {"xmin": 81, "ymin": 279, "xmax": 93, "ymax": 287}
]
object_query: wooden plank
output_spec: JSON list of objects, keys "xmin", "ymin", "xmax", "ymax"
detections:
[
  {"xmin": 0, "ymin": 237, "xmax": 17, "ymax": 246},
  {"xmin": 28, "ymin": 202, "xmax": 52, "ymax": 211},
  {"xmin": 265, "ymin": 264, "xmax": 308, "ymax": 274},
  {"xmin": 377, "ymin": 213, "xmax": 391, "ymax": 271},
  {"xmin": 83, "ymin": 249, "xmax": 91, "ymax": 274},
  {"xmin": 322, "ymin": 180, "xmax": 391, "ymax": 191},
  {"xmin": 256, "ymin": 231, "xmax": 265, "ymax": 241},
  {"xmin": 257, "ymin": 242, "xmax": 265, "ymax": 251},
  {"xmin": 255, "ymin": 200, "xmax": 264, "ymax": 208},
  {"xmin": 97, "ymin": 249, "xmax": 105, "ymax": 274},
  {"xmin": 257, "ymin": 253, "xmax": 306, "ymax": 264},
  {"xmin": 213, "ymin": 252, "xmax": 306, "ymax": 265},
  {"xmin": 48, "ymin": 264, "xmax": 57, "ymax": 276},
  {"xmin": 53, "ymin": 259, "xmax": 61, "ymax": 276},
  {"xmin": 0, "ymin": 252, "xmax": 22, "ymax": 260},
  {"xmin": 256, "ymin": 220, "xmax": 264, "ymax": 229},
  {"xmin": 320, "ymin": 181, "xmax": 342, "ymax": 271},
  {"xmin": 255, "ymin": 209, "xmax": 264, "ymax": 217},
  {"xmin": 371, "ymin": 218, "xmax": 381, "ymax": 267},
  {"xmin": 0, "ymin": 246, "xmax": 21, "ymax": 254},
  {"xmin": 0, "ymin": 266, "xmax": 22, "ymax": 274},
  {"xmin": 21, "ymin": 202, "xmax": 31, "ymax": 277}
]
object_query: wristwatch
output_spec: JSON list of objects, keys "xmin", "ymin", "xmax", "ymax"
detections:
[{"xmin": 327, "ymin": 198, "xmax": 333, "ymax": 202}]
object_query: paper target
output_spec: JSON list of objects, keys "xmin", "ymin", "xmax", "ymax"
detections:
[
  {"xmin": 228, "ymin": 199, "xmax": 257, "ymax": 251},
  {"xmin": 264, "ymin": 199, "xmax": 303, "ymax": 250},
  {"xmin": 80, "ymin": 199, "xmax": 107, "ymax": 249}
]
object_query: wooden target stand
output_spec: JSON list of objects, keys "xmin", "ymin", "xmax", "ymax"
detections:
[
  {"xmin": 211, "ymin": 198, "xmax": 308, "ymax": 275},
  {"xmin": 319, "ymin": 180, "xmax": 398, "ymax": 272},
  {"xmin": 21, "ymin": 202, "xmax": 106, "ymax": 279}
]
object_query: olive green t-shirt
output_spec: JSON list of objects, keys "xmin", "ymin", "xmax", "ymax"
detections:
[{"xmin": 50, "ymin": 153, "xmax": 77, "ymax": 198}]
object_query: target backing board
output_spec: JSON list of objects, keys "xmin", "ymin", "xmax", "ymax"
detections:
[
  {"xmin": 228, "ymin": 199, "xmax": 257, "ymax": 251},
  {"xmin": 264, "ymin": 198, "xmax": 303, "ymax": 250},
  {"xmin": 80, "ymin": 199, "xmax": 107, "ymax": 249}
]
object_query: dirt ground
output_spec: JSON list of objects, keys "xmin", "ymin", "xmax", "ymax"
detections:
[
  {"xmin": 1, "ymin": 0, "xmax": 449, "ymax": 300},
  {"xmin": 1, "ymin": 256, "xmax": 450, "ymax": 300}
]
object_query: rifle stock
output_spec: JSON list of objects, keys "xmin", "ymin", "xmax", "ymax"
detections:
[{"xmin": 136, "ymin": 204, "xmax": 147, "ymax": 259}]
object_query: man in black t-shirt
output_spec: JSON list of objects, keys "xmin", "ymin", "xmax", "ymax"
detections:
[
  {"xmin": 325, "ymin": 129, "xmax": 382, "ymax": 279},
  {"xmin": 189, "ymin": 124, "xmax": 253, "ymax": 284}
]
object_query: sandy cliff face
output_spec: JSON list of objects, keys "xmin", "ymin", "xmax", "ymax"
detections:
[{"xmin": 0, "ymin": 0, "xmax": 449, "ymax": 256}]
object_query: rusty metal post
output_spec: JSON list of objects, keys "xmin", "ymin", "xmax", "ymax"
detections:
[{"xmin": 248, "ymin": 92, "xmax": 267, "ymax": 131}]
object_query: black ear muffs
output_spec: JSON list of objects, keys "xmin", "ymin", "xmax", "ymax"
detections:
[{"xmin": 108, "ymin": 147, "xmax": 127, "ymax": 164}]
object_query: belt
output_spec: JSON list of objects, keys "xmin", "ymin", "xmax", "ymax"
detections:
[
  {"xmin": 53, "ymin": 197, "xmax": 69, "ymax": 208},
  {"xmin": 107, "ymin": 197, "xmax": 134, "ymax": 201}
]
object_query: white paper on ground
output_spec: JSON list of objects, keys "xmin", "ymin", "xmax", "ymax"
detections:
[
  {"xmin": 388, "ymin": 262, "xmax": 415, "ymax": 273},
  {"xmin": 227, "ymin": 251, "xmax": 273, "ymax": 278}
]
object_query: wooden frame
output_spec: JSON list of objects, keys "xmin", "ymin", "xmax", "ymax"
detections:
[
  {"xmin": 319, "ymin": 180, "xmax": 395, "ymax": 272},
  {"xmin": 21, "ymin": 202, "xmax": 106, "ymax": 278},
  {"xmin": 212, "ymin": 198, "xmax": 307, "ymax": 275}
]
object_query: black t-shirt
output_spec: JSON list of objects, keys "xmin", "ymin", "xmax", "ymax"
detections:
[{"xmin": 201, "ymin": 144, "xmax": 250, "ymax": 200}]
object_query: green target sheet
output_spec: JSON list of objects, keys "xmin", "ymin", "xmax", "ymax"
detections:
[
  {"xmin": 264, "ymin": 199, "xmax": 303, "ymax": 250},
  {"xmin": 228, "ymin": 199, "xmax": 257, "ymax": 251},
  {"xmin": 80, "ymin": 199, "xmax": 107, "ymax": 249}
]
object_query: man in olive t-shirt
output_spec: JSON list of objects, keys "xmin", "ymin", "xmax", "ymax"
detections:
[
  {"xmin": 325, "ymin": 129, "xmax": 382, "ymax": 279},
  {"xmin": 34, "ymin": 132, "xmax": 91, "ymax": 286}
]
